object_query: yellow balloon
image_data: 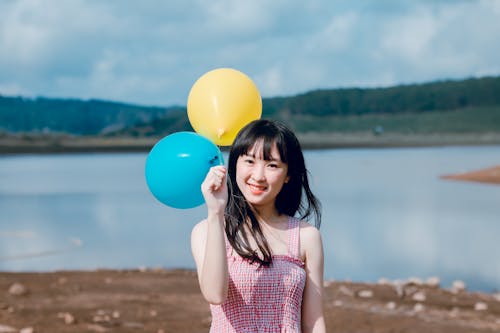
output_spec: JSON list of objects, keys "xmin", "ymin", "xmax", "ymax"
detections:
[{"xmin": 187, "ymin": 68, "xmax": 262, "ymax": 146}]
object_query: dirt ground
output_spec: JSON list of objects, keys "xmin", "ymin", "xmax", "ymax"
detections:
[{"xmin": 1, "ymin": 269, "xmax": 499, "ymax": 333}]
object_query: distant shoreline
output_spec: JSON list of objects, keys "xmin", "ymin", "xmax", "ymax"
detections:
[{"xmin": 1, "ymin": 132, "xmax": 500, "ymax": 154}]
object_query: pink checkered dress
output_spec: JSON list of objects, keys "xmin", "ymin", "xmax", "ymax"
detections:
[{"xmin": 209, "ymin": 216, "xmax": 306, "ymax": 332}]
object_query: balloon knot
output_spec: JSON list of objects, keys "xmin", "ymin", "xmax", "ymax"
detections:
[
  {"xmin": 209, "ymin": 155, "xmax": 220, "ymax": 165},
  {"xmin": 217, "ymin": 128, "xmax": 225, "ymax": 138}
]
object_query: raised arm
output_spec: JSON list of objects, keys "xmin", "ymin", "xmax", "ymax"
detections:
[
  {"xmin": 191, "ymin": 165, "xmax": 229, "ymax": 304},
  {"xmin": 301, "ymin": 223, "xmax": 326, "ymax": 333}
]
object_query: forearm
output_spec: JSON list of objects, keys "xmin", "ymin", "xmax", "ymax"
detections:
[
  {"xmin": 302, "ymin": 225, "xmax": 326, "ymax": 333},
  {"xmin": 200, "ymin": 212, "xmax": 229, "ymax": 304},
  {"xmin": 303, "ymin": 317, "xmax": 326, "ymax": 333}
]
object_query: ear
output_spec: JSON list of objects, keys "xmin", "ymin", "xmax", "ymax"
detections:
[{"xmin": 284, "ymin": 175, "xmax": 290, "ymax": 184}]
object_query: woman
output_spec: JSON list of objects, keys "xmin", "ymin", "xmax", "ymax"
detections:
[{"xmin": 191, "ymin": 119, "xmax": 326, "ymax": 332}]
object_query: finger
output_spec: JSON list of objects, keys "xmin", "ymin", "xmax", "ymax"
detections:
[
  {"xmin": 213, "ymin": 165, "xmax": 226, "ymax": 175},
  {"xmin": 206, "ymin": 176, "xmax": 220, "ymax": 191},
  {"xmin": 212, "ymin": 168, "xmax": 226, "ymax": 178},
  {"xmin": 203, "ymin": 166, "xmax": 226, "ymax": 192},
  {"xmin": 212, "ymin": 176, "xmax": 223, "ymax": 190}
]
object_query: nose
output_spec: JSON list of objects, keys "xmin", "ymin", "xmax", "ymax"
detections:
[{"xmin": 251, "ymin": 165, "xmax": 266, "ymax": 181}]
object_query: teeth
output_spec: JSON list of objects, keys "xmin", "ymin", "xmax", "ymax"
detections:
[{"xmin": 249, "ymin": 184, "xmax": 265, "ymax": 191}]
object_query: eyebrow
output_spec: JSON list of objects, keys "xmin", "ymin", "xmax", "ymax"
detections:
[{"xmin": 243, "ymin": 153, "xmax": 281, "ymax": 162}]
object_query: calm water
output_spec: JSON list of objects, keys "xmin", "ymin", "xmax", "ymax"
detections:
[{"xmin": 0, "ymin": 146, "xmax": 499, "ymax": 292}]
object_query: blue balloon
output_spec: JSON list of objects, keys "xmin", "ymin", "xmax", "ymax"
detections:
[{"xmin": 145, "ymin": 132, "xmax": 223, "ymax": 209}]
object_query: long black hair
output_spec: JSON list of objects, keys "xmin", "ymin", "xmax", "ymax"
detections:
[{"xmin": 225, "ymin": 119, "xmax": 321, "ymax": 266}]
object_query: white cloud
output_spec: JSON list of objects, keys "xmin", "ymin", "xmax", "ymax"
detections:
[
  {"xmin": 201, "ymin": 1, "xmax": 273, "ymax": 35},
  {"xmin": 380, "ymin": 9, "xmax": 438, "ymax": 63},
  {"xmin": 0, "ymin": 0, "xmax": 499, "ymax": 105},
  {"xmin": 373, "ymin": 1, "xmax": 500, "ymax": 83},
  {"xmin": 308, "ymin": 12, "xmax": 359, "ymax": 52},
  {"xmin": 1, "ymin": 0, "xmax": 52, "ymax": 68},
  {"xmin": 0, "ymin": 83, "xmax": 26, "ymax": 96}
]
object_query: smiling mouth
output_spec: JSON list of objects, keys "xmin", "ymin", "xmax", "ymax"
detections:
[{"xmin": 248, "ymin": 183, "xmax": 267, "ymax": 194}]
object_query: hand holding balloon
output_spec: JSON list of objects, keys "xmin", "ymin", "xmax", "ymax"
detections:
[
  {"xmin": 145, "ymin": 67, "xmax": 260, "ymax": 209},
  {"xmin": 201, "ymin": 166, "xmax": 228, "ymax": 215}
]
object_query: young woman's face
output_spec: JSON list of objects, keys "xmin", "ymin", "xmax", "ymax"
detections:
[{"xmin": 236, "ymin": 140, "xmax": 290, "ymax": 209}]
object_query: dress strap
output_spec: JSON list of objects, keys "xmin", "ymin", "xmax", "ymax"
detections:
[{"xmin": 287, "ymin": 216, "xmax": 301, "ymax": 259}]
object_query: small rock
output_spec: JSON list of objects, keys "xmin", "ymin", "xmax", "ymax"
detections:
[
  {"xmin": 333, "ymin": 300, "xmax": 343, "ymax": 307},
  {"xmin": 425, "ymin": 276, "xmax": 440, "ymax": 288},
  {"xmin": 8, "ymin": 283, "xmax": 28, "ymax": 296},
  {"xmin": 0, "ymin": 324, "xmax": 17, "ymax": 333},
  {"xmin": 493, "ymin": 293, "xmax": 500, "ymax": 302},
  {"xmin": 157, "ymin": 330, "xmax": 165, "ymax": 333},
  {"xmin": 86, "ymin": 324, "xmax": 108, "ymax": 332},
  {"xmin": 404, "ymin": 286, "xmax": 418, "ymax": 296},
  {"xmin": 392, "ymin": 280, "xmax": 405, "ymax": 298},
  {"xmin": 449, "ymin": 307, "xmax": 460, "ymax": 318},
  {"xmin": 451, "ymin": 280, "xmax": 466, "ymax": 293},
  {"xmin": 377, "ymin": 278, "xmax": 391, "ymax": 285},
  {"xmin": 357, "ymin": 290, "xmax": 373, "ymax": 298},
  {"xmin": 474, "ymin": 302, "xmax": 488, "ymax": 311},
  {"xmin": 338, "ymin": 285, "xmax": 354, "ymax": 297},
  {"xmin": 112, "ymin": 310, "xmax": 120, "ymax": 319},
  {"xmin": 385, "ymin": 301, "xmax": 397, "ymax": 310},
  {"xmin": 20, "ymin": 327, "xmax": 34, "ymax": 333},
  {"xmin": 123, "ymin": 322, "xmax": 144, "ymax": 329},
  {"xmin": 412, "ymin": 291, "xmax": 426, "ymax": 302},
  {"xmin": 93, "ymin": 315, "xmax": 110, "ymax": 323},
  {"xmin": 64, "ymin": 313, "xmax": 76, "ymax": 324},
  {"xmin": 57, "ymin": 312, "xmax": 75, "ymax": 324},
  {"xmin": 104, "ymin": 277, "xmax": 113, "ymax": 284},
  {"xmin": 413, "ymin": 303, "xmax": 425, "ymax": 312},
  {"xmin": 323, "ymin": 280, "xmax": 334, "ymax": 288},
  {"xmin": 150, "ymin": 309, "xmax": 157, "ymax": 317},
  {"xmin": 406, "ymin": 277, "xmax": 423, "ymax": 286}
]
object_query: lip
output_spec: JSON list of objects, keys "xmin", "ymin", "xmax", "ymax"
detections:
[{"xmin": 247, "ymin": 183, "xmax": 267, "ymax": 195}]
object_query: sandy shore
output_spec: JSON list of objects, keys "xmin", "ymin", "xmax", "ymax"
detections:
[
  {"xmin": 441, "ymin": 165, "xmax": 500, "ymax": 185},
  {"xmin": 2, "ymin": 133, "xmax": 500, "ymax": 153},
  {"xmin": 1, "ymin": 269, "xmax": 499, "ymax": 333}
]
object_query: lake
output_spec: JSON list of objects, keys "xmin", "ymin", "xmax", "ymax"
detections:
[{"xmin": 0, "ymin": 146, "xmax": 499, "ymax": 292}]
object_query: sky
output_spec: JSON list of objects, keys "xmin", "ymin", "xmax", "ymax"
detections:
[{"xmin": 1, "ymin": 0, "xmax": 499, "ymax": 107}]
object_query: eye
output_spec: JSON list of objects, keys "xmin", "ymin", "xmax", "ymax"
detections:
[
  {"xmin": 244, "ymin": 158, "xmax": 254, "ymax": 164},
  {"xmin": 268, "ymin": 163, "xmax": 279, "ymax": 168}
]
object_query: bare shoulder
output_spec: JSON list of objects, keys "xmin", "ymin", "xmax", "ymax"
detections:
[
  {"xmin": 298, "ymin": 220, "xmax": 323, "ymax": 261},
  {"xmin": 192, "ymin": 219, "xmax": 208, "ymax": 234},
  {"xmin": 299, "ymin": 220, "xmax": 322, "ymax": 243},
  {"xmin": 191, "ymin": 219, "xmax": 208, "ymax": 245},
  {"xmin": 191, "ymin": 219, "xmax": 208, "ymax": 265}
]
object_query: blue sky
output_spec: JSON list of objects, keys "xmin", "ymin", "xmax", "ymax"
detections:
[{"xmin": 1, "ymin": 0, "xmax": 499, "ymax": 106}]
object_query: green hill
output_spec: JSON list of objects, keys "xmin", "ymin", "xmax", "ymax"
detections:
[
  {"xmin": 0, "ymin": 97, "xmax": 184, "ymax": 135},
  {"xmin": 262, "ymin": 76, "xmax": 500, "ymax": 134},
  {"xmin": 264, "ymin": 76, "xmax": 500, "ymax": 117},
  {"xmin": 1, "ymin": 75, "xmax": 500, "ymax": 139}
]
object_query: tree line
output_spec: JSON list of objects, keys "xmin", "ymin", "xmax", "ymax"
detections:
[{"xmin": 1, "ymin": 75, "xmax": 499, "ymax": 136}]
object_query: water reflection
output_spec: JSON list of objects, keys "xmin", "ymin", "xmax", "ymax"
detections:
[{"xmin": 0, "ymin": 147, "xmax": 499, "ymax": 292}]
